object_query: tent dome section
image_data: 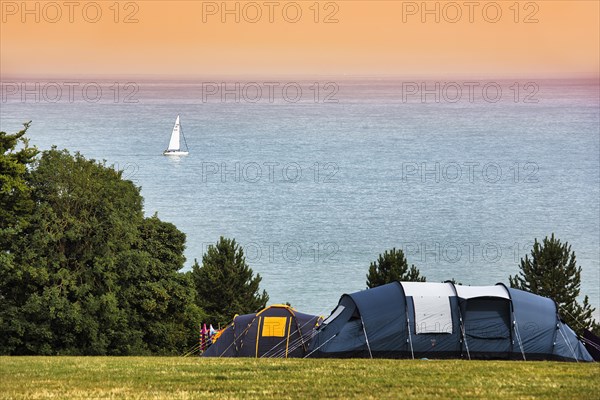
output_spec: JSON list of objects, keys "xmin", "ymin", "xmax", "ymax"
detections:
[
  {"xmin": 505, "ymin": 286, "xmax": 557, "ymax": 358},
  {"xmin": 506, "ymin": 287, "xmax": 593, "ymax": 362},
  {"xmin": 307, "ymin": 282, "xmax": 593, "ymax": 362},
  {"xmin": 553, "ymin": 322, "xmax": 593, "ymax": 361},
  {"xmin": 203, "ymin": 305, "xmax": 322, "ymax": 358},
  {"xmin": 308, "ymin": 282, "xmax": 408, "ymax": 358},
  {"xmin": 456, "ymin": 285, "xmax": 513, "ymax": 359},
  {"xmin": 308, "ymin": 295, "xmax": 364, "ymax": 357},
  {"xmin": 402, "ymin": 282, "xmax": 462, "ymax": 358},
  {"xmin": 350, "ymin": 281, "xmax": 409, "ymax": 355},
  {"xmin": 309, "ymin": 282, "xmax": 463, "ymax": 358}
]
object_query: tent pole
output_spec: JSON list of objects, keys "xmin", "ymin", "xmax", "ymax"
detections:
[
  {"xmin": 407, "ymin": 316, "xmax": 415, "ymax": 360},
  {"xmin": 513, "ymin": 320, "xmax": 526, "ymax": 361},
  {"xmin": 459, "ymin": 316, "xmax": 471, "ymax": 361},
  {"xmin": 557, "ymin": 323, "xmax": 579, "ymax": 363},
  {"xmin": 496, "ymin": 283, "xmax": 526, "ymax": 361},
  {"xmin": 395, "ymin": 281, "xmax": 415, "ymax": 360},
  {"xmin": 285, "ymin": 317, "xmax": 293, "ymax": 358},
  {"xmin": 447, "ymin": 282, "xmax": 471, "ymax": 361},
  {"xmin": 399, "ymin": 283, "xmax": 415, "ymax": 360},
  {"xmin": 360, "ymin": 315, "xmax": 373, "ymax": 359},
  {"xmin": 255, "ymin": 316, "xmax": 262, "ymax": 358}
]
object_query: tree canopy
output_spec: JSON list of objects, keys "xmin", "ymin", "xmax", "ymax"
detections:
[
  {"xmin": 366, "ymin": 248, "xmax": 426, "ymax": 288},
  {"xmin": 509, "ymin": 234, "xmax": 598, "ymax": 334},
  {"xmin": 0, "ymin": 122, "xmax": 38, "ymax": 250},
  {"xmin": 0, "ymin": 127, "xmax": 203, "ymax": 354}
]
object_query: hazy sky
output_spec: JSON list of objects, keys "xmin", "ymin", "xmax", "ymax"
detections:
[{"xmin": 1, "ymin": 1, "xmax": 598, "ymax": 78}]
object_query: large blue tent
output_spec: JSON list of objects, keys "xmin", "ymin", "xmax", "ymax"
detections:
[{"xmin": 307, "ymin": 282, "xmax": 592, "ymax": 361}]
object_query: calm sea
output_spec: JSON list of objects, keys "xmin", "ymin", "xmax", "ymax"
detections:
[{"xmin": 1, "ymin": 78, "xmax": 598, "ymax": 317}]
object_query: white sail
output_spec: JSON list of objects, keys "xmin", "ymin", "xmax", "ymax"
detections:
[
  {"xmin": 163, "ymin": 115, "xmax": 189, "ymax": 156},
  {"xmin": 167, "ymin": 115, "xmax": 181, "ymax": 151}
]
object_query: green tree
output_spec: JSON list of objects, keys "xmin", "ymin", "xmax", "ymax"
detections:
[
  {"xmin": 444, "ymin": 278, "xmax": 463, "ymax": 285},
  {"xmin": 0, "ymin": 123, "xmax": 42, "ymax": 354},
  {"xmin": 366, "ymin": 248, "xmax": 426, "ymax": 288},
  {"xmin": 119, "ymin": 215, "xmax": 204, "ymax": 354},
  {"xmin": 192, "ymin": 237, "xmax": 269, "ymax": 326},
  {"xmin": 1, "ymin": 140, "xmax": 203, "ymax": 355},
  {"xmin": 0, "ymin": 122, "xmax": 38, "ymax": 249},
  {"xmin": 509, "ymin": 234, "xmax": 598, "ymax": 334},
  {"xmin": 5, "ymin": 148, "xmax": 144, "ymax": 354}
]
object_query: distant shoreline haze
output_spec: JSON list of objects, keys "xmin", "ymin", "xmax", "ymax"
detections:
[{"xmin": 1, "ymin": 75, "xmax": 600, "ymax": 83}]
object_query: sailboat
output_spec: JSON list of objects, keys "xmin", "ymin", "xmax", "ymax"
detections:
[{"xmin": 163, "ymin": 115, "xmax": 189, "ymax": 156}]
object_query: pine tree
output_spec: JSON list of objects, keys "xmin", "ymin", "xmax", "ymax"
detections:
[
  {"xmin": 366, "ymin": 248, "xmax": 426, "ymax": 288},
  {"xmin": 445, "ymin": 278, "xmax": 463, "ymax": 285},
  {"xmin": 192, "ymin": 237, "xmax": 269, "ymax": 326},
  {"xmin": 509, "ymin": 234, "xmax": 598, "ymax": 334}
]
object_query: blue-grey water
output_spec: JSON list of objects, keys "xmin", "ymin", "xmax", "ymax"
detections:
[{"xmin": 1, "ymin": 78, "xmax": 598, "ymax": 318}]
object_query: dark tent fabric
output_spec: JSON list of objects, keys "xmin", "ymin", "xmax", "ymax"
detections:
[
  {"xmin": 307, "ymin": 282, "xmax": 593, "ymax": 362},
  {"xmin": 582, "ymin": 329, "xmax": 600, "ymax": 361},
  {"xmin": 460, "ymin": 297, "xmax": 512, "ymax": 357},
  {"xmin": 203, "ymin": 305, "xmax": 322, "ymax": 358}
]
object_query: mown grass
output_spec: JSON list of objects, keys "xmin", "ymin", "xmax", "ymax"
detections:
[{"xmin": 0, "ymin": 357, "xmax": 598, "ymax": 399}]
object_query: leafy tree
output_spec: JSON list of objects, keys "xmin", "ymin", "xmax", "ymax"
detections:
[
  {"xmin": 0, "ymin": 137, "xmax": 203, "ymax": 355},
  {"xmin": 119, "ymin": 215, "xmax": 204, "ymax": 354},
  {"xmin": 509, "ymin": 234, "xmax": 598, "ymax": 334},
  {"xmin": 0, "ymin": 122, "xmax": 38, "ymax": 249},
  {"xmin": 3, "ymin": 148, "xmax": 144, "ymax": 354},
  {"xmin": 0, "ymin": 123, "xmax": 41, "ymax": 354},
  {"xmin": 366, "ymin": 248, "xmax": 426, "ymax": 288},
  {"xmin": 192, "ymin": 237, "xmax": 269, "ymax": 326}
]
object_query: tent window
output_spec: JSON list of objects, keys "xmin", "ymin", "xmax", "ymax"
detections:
[
  {"xmin": 413, "ymin": 296, "xmax": 453, "ymax": 334},
  {"xmin": 322, "ymin": 305, "xmax": 345, "ymax": 325},
  {"xmin": 262, "ymin": 317, "xmax": 287, "ymax": 337}
]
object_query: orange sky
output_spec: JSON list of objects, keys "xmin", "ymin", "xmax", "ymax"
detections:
[{"xmin": 1, "ymin": 1, "xmax": 598, "ymax": 78}]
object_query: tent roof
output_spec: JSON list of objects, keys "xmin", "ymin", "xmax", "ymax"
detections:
[
  {"xmin": 256, "ymin": 304, "xmax": 297, "ymax": 316},
  {"xmin": 454, "ymin": 285, "xmax": 510, "ymax": 300},
  {"xmin": 401, "ymin": 282, "xmax": 455, "ymax": 297}
]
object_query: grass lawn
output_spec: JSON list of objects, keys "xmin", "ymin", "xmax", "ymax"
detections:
[{"xmin": 0, "ymin": 357, "xmax": 598, "ymax": 399}]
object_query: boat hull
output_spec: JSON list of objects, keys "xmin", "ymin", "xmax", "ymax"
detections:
[{"xmin": 163, "ymin": 150, "xmax": 189, "ymax": 156}]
